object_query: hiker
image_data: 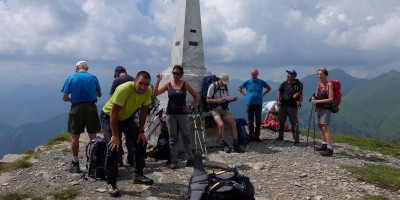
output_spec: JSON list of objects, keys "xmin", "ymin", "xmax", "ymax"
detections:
[
  {"xmin": 101, "ymin": 71, "xmax": 154, "ymax": 197},
  {"xmin": 264, "ymin": 101, "xmax": 279, "ymax": 121},
  {"xmin": 238, "ymin": 68, "xmax": 271, "ymax": 142},
  {"xmin": 311, "ymin": 67, "xmax": 334, "ymax": 157},
  {"xmin": 276, "ymin": 69, "xmax": 303, "ymax": 144},
  {"xmin": 108, "ymin": 66, "xmax": 135, "ymax": 167},
  {"xmin": 207, "ymin": 73, "xmax": 244, "ymax": 153},
  {"xmin": 153, "ymin": 65, "xmax": 200, "ymax": 169},
  {"xmin": 61, "ymin": 61, "xmax": 102, "ymax": 173}
]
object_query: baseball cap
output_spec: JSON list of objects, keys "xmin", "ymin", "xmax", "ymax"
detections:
[
  {"xmin": 76, "ymin": 61, "xmax": 88, "ymax": 67},
  {"xmin": 219, "ymin": 73, "xmax": 229, "ymax": 85},
  {"xmin": 286, "ymin": 69, "xmax": 297, "ymax": 77},
  {"xmin": 114, "ymin": 66, "xmax": 126, "ymax": 78}
]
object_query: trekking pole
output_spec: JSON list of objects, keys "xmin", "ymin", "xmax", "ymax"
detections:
[
  {"xmin": 305, "ymin": 105, "xmax": 314, "ymax": 150},
  {"xmin": 313, "ymin": 106, "xmax": 316, "ymax": 155},
  {"xmin": 146, "ymin": 109, "xmax": 164, "ymax": 140},
  {"xmin": 198, "ymin": 109, "xmax": 207, "ymax": 156}
]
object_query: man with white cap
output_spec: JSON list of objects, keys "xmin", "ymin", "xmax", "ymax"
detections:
[
  {"xmin": 61, "ymin": 61, "xmax": 102, "ymax": 173},
  {"xmin": 276, "ymin": 69, "xmax": 303, "ymax": 144},
  {"xmin": 207, "ymin": 73, "xmax": 244, "ymax": 153}
]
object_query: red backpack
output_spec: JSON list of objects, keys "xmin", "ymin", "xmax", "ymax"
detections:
[{"xmin": 330, "ymin": 79, "xmax": 342, "ymax": 112}]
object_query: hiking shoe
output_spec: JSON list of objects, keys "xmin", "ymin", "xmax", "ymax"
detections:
[
  {"xmin": 186, "ymin": 159, "xmax": 194, "ymax": 167},
  {"xmin": 320, "ymin": 148, "xmax": 333, "ymax": 157},
  {"xmin": 315, "ymin": 144, "xmax": 328, "ymax": 151},
  {"xmin": 294, "ymin": 140, "xmax": 300, "ymax": 145},
  {"xmin": 223, "ymin": 144, "xmax": 232, "ymax": 153},
  {"xmin": 169, "ymin": 162, "xmax": 178, "ymax": 169},
  {"xmin": 275, "ymin": 136, "xmax": 284, "ymax": 141},
  {"xmin": 254, "ymin": 137, "xmax": 263, "ymax": 143},
  {"xmin": 106, "ymin": 184, "xmax": 120, "ymax": 197},
  {"xmin": 134, "ymin": 174, "xmax": 154, "ymax": 185},
  {"xmin": 233, "ymin": 144, "xmax": 244, "ymax": 153},
  {"xmin": 118, "ymin": 161, "xmax": 124, "ymax": 167},
  {"xmin": 69, "ymin": 161, "xmax": 81, "ymax": 173}
]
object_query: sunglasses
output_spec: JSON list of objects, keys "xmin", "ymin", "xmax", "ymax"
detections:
[{"xmin": 172, "ymin": 72, "xmax": 182, "ymax": 76}]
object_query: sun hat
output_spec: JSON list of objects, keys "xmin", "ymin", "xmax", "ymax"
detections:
[{"xmin": 219, "ymin": 73, "xmax": 229, "ymax": 85}]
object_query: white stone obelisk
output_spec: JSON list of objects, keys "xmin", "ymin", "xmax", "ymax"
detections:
[{"xmin": 158, "ymin": 0, "xmax": 210, "ymax": 110}]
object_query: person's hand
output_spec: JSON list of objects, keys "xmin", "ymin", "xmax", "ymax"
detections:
[
  {"xmin": 156, "ymin": 72, "xmax": 162, "ymax": 82},
  {"xmin": 296, "ymin": 101, "xmax": 302, "ymax": 107},
  {"xmin": 107, "ymin": 135, "xmax": 120, "ymax": 151},
  {"xmin": 137, "ymin": 132, "xmax": 148, "ymax": 146},
  {"xmin": 277, "ymin": 101, "xmax": 281, "ymax": 106},
  {"xmin": 219, "ymin": 98, "xmax": 227, "ymax": 104},
  {"xmin": 183, "ymin": 105, "xmax": 193, "ymax": 114},
  {"xmin": 311, "ymin": 97, "xmax": 317, "ymax": 105}
]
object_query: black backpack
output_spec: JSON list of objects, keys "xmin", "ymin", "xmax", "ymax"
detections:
[
  {"xmin": 84, "ymin": 136, "xmax": 107, "ymax": 180},
  {"xmin": 235, "ymin": 118, "xmax": 249, "ymax": 145},
  {"xmin": 188, "ymin": 155, "xmax": 255, "ymax": 200},
  {"xmin": 201, "ymin": 75, "xmax": 219, "ymax": 112}
]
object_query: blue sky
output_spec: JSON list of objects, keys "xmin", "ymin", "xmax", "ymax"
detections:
[{"xmin": 1, "ymin": 0, "xmax": 400, "ymax": 88}]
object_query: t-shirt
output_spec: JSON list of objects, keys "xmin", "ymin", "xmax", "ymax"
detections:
[
  {"xmin": 109, "ymin": 75, "xmax": 135, "ymax": 95},
  {"xmin": 265, "ymin": 101, "xmax": 278, "ymax": 113},
  {"xmin": 102, "ymin": 81, "xmax": 152, "ymax": 121},
  {"xmin": 240, "ymin": 79, "xmax": 269, "ymax": 105},
  {"xmin": 207, "ymin": 82, "xmax": 229, "ymax": 99},
  {"xmin": 61, "ymin": 71, "xmax": 101, "ymax": 104}
]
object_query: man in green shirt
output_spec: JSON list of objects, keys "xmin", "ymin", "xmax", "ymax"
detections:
[{"xmin": 101, "ymin": 71, "xmax": 153, "ymax": 197}]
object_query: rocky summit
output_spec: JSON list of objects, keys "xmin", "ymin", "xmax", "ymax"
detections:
[{"xmin": 1, "ymin": 129, "xmax": 400, "ymax": 200}]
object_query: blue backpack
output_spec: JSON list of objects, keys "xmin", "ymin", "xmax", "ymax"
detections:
[
  {"xmin": 235, "ymin": 118, "xmax": 249, "ymax": 145},
  {"xmin": 85, "ymin": 136, "xmax": 107, "ymax": 180},
  {"xmin": 201, "ymin": 75, "xmax": 219, "ymax": 112}
]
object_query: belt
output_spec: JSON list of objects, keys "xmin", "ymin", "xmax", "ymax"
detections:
[{"xmin": 101, "ymin": 111, "xmax": 110, "ymax": 119}]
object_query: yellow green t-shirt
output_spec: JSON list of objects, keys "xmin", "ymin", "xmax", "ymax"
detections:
[{"xmin": 102, "ymin": 81, "xmax": 152, "ymax": 121}]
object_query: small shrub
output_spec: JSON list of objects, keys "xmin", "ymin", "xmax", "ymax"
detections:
[
  {"xmin": 0, "ymin": 158, "xmax": 32, "ymax": 172},
  {"xmin": 363, "ymin": 194, "xmax": 389, "ymax": 200},
  {"xmin": 0, "ymin": 192, "xmax": 43, "ymax": 200},
  {"xmin": 49, "ymin": 186, "xmax": 80, "ymax": 200},
  {"xmin": 46, "ymin": 132, "xmax": 71, "ymax": 146}
]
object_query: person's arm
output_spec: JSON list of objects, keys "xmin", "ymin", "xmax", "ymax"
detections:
[
  {"xmin": 186, "ymin": 81, "xmax": 200, "ymax": 107},
  {"xmin": 238, "ymin": 86, "xmax": 246, "ymax": 97},
  {"xmin": 262, "ymin": 85, "xmax": 271, "ymax": 97},
  {"xmin": 62, "ymin": 93, "xmax": 70, "ymax": 102},
  {"xmin": 276, "ymin": 91, "xmax": 281, "ymax": 106},
  {"xmin": 153, "ymin": 73, "xmax": 168, "ymax": 96},
  {"xmin": 109, "ymin": 103, "xmax": 122, "ymax": 151},
  {"xmin": 97, "ymin": 91, "xmax": 102, "ymax": 98},
  {"xmin": 137, "ymin": 104, "xmax": 150, "ymax": 146}
]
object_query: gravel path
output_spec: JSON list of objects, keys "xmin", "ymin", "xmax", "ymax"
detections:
[{"xmin": 1, "ymin": 129, "xmax": 399, "ymax": 200}]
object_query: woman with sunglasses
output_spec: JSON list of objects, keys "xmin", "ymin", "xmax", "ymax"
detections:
[
  {"xmin": 153, "ymin": 65, "xmax": 200, "ymax": 169},
  {"xmin": 311, "ymin": 67, "xmax": 334, "ymax": 157}
]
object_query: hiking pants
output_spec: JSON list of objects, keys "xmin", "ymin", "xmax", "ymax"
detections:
[
  {"xmin": 247, "ymin": 104, "xmax": 262, "ymax": 139},
  {"xmin": 101, "ymin": 115, "xmax": 146, "ymax": 186},
  {"xmin": 166, "ymin": 114, "xmax": 194, "ymax": 163},
  {"xmin": 278, "ymin": 105, "xmax": 299, "ymax": 140}
]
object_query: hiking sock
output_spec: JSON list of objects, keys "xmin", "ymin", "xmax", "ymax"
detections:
[
  {"xmin": 72, "ymin": 156, "xmax": 79, "ymax": 162},
  {"xmin": 322, "ymin": 142, "xmax": 327, "ymax": 145}
]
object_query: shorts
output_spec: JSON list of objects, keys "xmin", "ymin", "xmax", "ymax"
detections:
[
  {"xmin": 211, "ymin": 106, "xmax": 232, "ymax": 118},
  {"xmin": 315, "ymin": 108, "xmax": 331, "ymax": 125},
  {"xmin": 68, "ymin": 103, "xmax": 101, "ymax": 134}
]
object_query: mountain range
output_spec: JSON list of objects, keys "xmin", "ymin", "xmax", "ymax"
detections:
[{"xmin": 0, "ymin": 69, "xmax": 399, "ymax": 158}]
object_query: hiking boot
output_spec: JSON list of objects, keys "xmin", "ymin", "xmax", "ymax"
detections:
[
  {"xmin": 275, "ymin": 136, "xmax": 284, "ymax": 141},
  {"xmin": 69, "ymin": 161, "xmax": 81, "ymax": 173},
  {"xmin": 320, "ymin": 148, "xmax": 333, "ymax": 157},
  {"xmin": 233, "ymin": 144, "xmax": 244, "ymax": 153},
  {"xmin": 118, "ymin": 161, "xmax": 124, "ymax": 167},
  {"xmin": 254, "ymin": 137, "xmax": 263, "ymax": 143},
  {"xmin": 315, "ymin": 144, "xmax": 328, "ymax": 151},
  {"xmin": 294, "ymin": 140, "xmax": 300, "ymax": 145},
  {"xmin": 186, "ymin": 159, "xmax": 194, "ymax": 167},
  {"xmin": 222, "ymin": 144, "xmax": 232, "ymax": 153},
  {"xmin": 169, "ymin": 162, "xmax": 178, "ymax": 169},
  {"xmin": 106, "ymin": 184, "xmax": 120, "ymax": 197},
  {"xmin": 134, "ymin": 174, "xmax": 154, "ymax": 185}
]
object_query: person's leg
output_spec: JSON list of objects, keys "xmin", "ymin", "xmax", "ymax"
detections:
[
  {"xmin": 68, "ymin": 104, "xmax": 85, "ymax": 173},
  {"xmin": 223, "ymin": 113, "xmax": 244, "ymax": 153},
  {"xmin": 277, "ymin": 105, "xmax": 287, "ymax": 140},
  {"xmin": 287, "ymin": 106, "xmax": 299, "ymax": 142},
  {"xmin": 213, "ymin": 114, "xmax": 225, "ymax": 140},
  {"xmin": 176, "ymin": 115, "xmax": 194, "ymax": 164},
  {"xmin": 125, "ymin": 134, "xmax": 135, "ymax": 166},
  {"xmin": 254, "ymin": 104, "xmax": 262, "ymax": 140},
  {"xmin": 247, "ymin": 105, "xmax": 255, "ymax": 140},
  {"xmin": 315, "ymin": 109, "xmax": 327, "ymax": 151},
  {"xmin": 101, "ymin": 117, "xmax": 119, "ymax": 190},
  {"xmin": 319, "ymin": 109, "xmax": 333, "ymax": 156},
  {"xmin": 166, "ymin": 114, "xmax": 179, "ymax": 167}
]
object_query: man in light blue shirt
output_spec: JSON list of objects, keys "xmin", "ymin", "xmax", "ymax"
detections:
[{"xmin": 239, "ymin": 68, "xmax": 271, "ymax": 142}]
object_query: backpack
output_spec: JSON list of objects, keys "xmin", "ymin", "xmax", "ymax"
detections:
[
  {"xmin": 147, "ymin": 121, "xmax": 171, "ymax": 161},
  {"xmin": 235, "ymin": 118, "xmax": 249, "ymax": 145},
  {"xmin": 278, "ymin": 79, "xmax": 303, "ymax": 106},
  {"xmin": 330, "ymin": 79, "xmax": 342, "ymax": 113},
  {"xmin": 188, "ymin": 155, "xmax": 255, "ymax": 200},
  {"xmin": 85, "ymin": 136, "xmax": 107, "ymax": 180},
  {"xmin": 200, "ymin": 75, "xmax": 220, "ymax": 112}
]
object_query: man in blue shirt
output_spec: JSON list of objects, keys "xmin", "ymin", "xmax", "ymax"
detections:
[
  {"xmin": 239, "ymin": 68, "xmax": 271, "ymax": 142},
  {"xmin": 61, "ymin": 61, "xmax": 102, "ymax": 173}
]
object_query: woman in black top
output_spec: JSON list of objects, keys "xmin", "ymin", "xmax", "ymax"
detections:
[{"xmin": 153, "ymin": 65, "xmax": 199, "ymax": 169}]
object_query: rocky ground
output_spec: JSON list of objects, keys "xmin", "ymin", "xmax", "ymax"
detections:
[{"xmin": 1, "ymin": 129, "xmax": 400, "ymax": 200}]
